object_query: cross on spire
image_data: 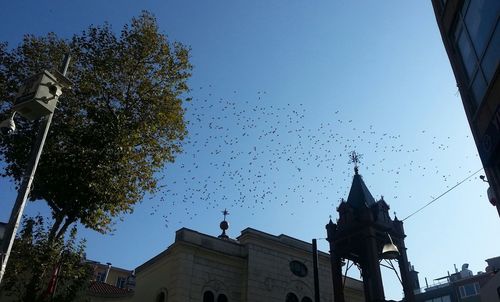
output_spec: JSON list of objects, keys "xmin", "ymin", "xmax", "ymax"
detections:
[
  {"xmin": 218, "ymin": 209, "xmax": 230, "ymax": 239},
  {"xmin": 222, "ymin": 208, "xmax": 229, "ymax": 221},
  {"xmin": 348, "ymin": 151, "xmax": 363, "ymax": 174}
]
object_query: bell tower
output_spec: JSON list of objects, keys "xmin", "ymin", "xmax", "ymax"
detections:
[{"xmin": 326, "ymin": 152, "xmax": 415, "ymax": 302}]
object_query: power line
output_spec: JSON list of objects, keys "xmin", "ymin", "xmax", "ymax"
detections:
[{"xmin": 402, "ymin": 167, "xmax": 484, "ymax": 221}]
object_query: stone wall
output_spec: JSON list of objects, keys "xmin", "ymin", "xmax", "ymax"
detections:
[{"xmin": 131, "ymin": 227, "xmax": 364, "ymax": 302}]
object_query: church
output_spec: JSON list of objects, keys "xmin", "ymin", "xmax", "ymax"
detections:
[
  {"xmin": 89, "ymin": 219, "xmax": 365, "ymax": 302},
  {"xmin": 129, "ymin": 224, "xmax": 364, "ymax": 302}
]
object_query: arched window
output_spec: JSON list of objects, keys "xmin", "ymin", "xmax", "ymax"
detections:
[
  {"xmin": 301, "ymin": 297, "xmax": 313, "ymax": 302},
  {"xmin": 217, "ymin": 293, "xmax": 228, "ymax": 302},
  {"xmin": 203, "ymin": 291, "xmax": 215, "ymax": 302},
  {"xmin": 156, "ymin": 289, "xmax": 167, "ymax": 302},
  {"xmin": 286, "ymin": 293, "xmax": 299, "ymax": 302}
]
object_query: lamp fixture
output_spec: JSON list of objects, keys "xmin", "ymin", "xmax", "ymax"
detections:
[
  {"xmin": 0, "ymin": 112, "xmax": 16, "ymax": 135},
  {"xmin": 381, "ymin": 233, "xmax": 400, "ymax": 259}
]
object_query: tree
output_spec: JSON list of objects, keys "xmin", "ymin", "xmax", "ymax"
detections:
[
  {"xmin": 0, "ymin": 216, "xmax": 93, "ymax": 302},
  {"xmin": 0, "ymin": 11, "xmax": 192, "ymax": 239}
]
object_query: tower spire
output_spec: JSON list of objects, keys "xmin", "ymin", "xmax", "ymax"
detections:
[
  {"xmin": 348, "ymin": 151, "xmax": 362, "ymax": 175},
  {"xmin": 345, "ymin": 151, "xmax": 375, "ymax": 208}
]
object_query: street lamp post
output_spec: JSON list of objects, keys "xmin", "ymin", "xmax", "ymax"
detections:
[{"xmin": 0, "ymin": 55, "xmax": 71, "ymax": 285}]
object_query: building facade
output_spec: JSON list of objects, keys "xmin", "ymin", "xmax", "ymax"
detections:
[
  {"xmin": 479, "ymin": 271, "xmax": 500, "ymax": 302},
  {"xmin": 430, "ymin": 0, "xmax": 500, "ymax": 216},
  {"xmin": 131, "ymin": 227, "xmax": 364, "ymax": 302},
  {"xmin": 480, "ymin": 257, "xmax": 500, "ymax": 302}
]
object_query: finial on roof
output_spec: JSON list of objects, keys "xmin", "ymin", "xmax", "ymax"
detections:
[
  {"xmin": 348, "ymin": 151, "xmax": 363, "ymax": 175},
  {"xmin": 345, "ymin": 155, "xmax": 376, "ymax": 209},
  {"xmin": 218, "ymin": 209, "xmax": 229, "ymax": 240}
]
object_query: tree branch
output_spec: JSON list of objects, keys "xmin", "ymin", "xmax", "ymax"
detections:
[
  {"xmin": 55, "ymin": 216, "xmax": 76, "ymax": 240},
  {"xmin": 48, "ymin": 214, "xmax": 64, "ymax": 242}
]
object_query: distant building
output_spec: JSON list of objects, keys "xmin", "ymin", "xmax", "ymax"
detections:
[
  {"xmin": 86, "ymin": 260, "xmax": 135, "ymax": 301},
  {"xmin": 89, "ymin": 261, "xmax": 135, "ymax": 290},
  {"xmin": 430, "ymin": 0, "xmax": 500, "ymax": 217},
  {"xmin": 413, "ymin": 257, "xmax": 499, "ymax": 302}
]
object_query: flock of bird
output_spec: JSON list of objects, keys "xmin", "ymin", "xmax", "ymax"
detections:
[{"xmin": 147, "ymin": 85, "xmax": 480, "ymax": 226}]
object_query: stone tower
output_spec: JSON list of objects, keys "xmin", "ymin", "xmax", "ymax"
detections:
[{"xmin": 325, "ymin": 167, "xmax": 415, "ymax": 302}]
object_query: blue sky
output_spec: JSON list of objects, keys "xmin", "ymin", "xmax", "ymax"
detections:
[{"xmin": 1, "ymin": 1, "xmax": 499, "ymax": 300}]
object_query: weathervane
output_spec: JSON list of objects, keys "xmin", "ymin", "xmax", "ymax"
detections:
[{"xmin": 348, "ymin": 151, "xmax": 363, "ymax": 174}]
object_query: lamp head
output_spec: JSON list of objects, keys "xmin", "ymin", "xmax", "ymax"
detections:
[
  {"xmin": 48, "ymin": 83, "xmax": 62, "ymax": 98},
  {"xmin": 0, "ymin": 113, "xmax": 16, "ymax": 135},
  {"xmin": 381, "ymin": 243, "xmax": 400, "ymax": 259},
  {"xmin": 381, "ymin": 233, "xmax": 400, "ymax": 259}
]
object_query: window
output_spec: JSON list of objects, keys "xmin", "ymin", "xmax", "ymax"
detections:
[
  {"xmin": 289, "ymin": 260, "xmax": 308, "ymax": 277},
  {"xmin": 454, "ymin": 22, "xmax": 477, "ymax": 80},
  {"xmin": 471, "ymin": 72, "xmax": 488, "ymax": 104},
  {"xmin": 424, "ymin": 296, "xmax": 451, "ymax": 302},
  {"xmin": 126, "ymin": 274, "xmax": 136, "ymax": 289},
  {"xmin": 156, "ymin": 288, "xmax": 168, "ymax": 302},
  {"xmin": 459, "ymin": 282, "xmax": 480, "ymax": 298},
  {"xmin": 116, "ymin": 276, "xmax": 126, "ymax": 288},
  {"xmin": 481, "ymin": 22, "xmax": 500, "ymax": 82},
  {"xmin": 451, "ymin": 0, "xmax": 500, "ymax": 109},
  {"xmin": 203, "ymin": 291, "xmax": 215, "ymax": 302},
  {"xmin": 156, "ymin": 292, "xmax": 166, "ymax": 302},
  {"xmin": 217, "ymin": 294, "xmax": 228, "ymax": 302},
  {"xmin": 463, "ymin": 0, "xmax": 500, "ymax": 57},
  {"xmin": 286, "ymin": 293, "xmax": 299, "ymax": 302},
  {"xmin": 96, "ymin": 271, "xmax": 106, "ymax": 282}
]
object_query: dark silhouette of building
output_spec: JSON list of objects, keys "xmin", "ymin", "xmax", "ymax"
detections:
[
  {"xmin": 430, "ymin": 0, "xmax": 500, "ymax": 217},
  {"xmin": 326, "ymin": 163, "xmax": 414, "ymax": 302}
]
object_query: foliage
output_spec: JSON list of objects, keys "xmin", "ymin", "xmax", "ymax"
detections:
[
  {"xmin": 0, "ymin": 216, "xmax": 93, "ymax": 302},
  {"xmin": 0, "ymin": 11, "xmax": 192, "ymax": 238}
]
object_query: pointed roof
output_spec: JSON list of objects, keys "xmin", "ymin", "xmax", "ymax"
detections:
[{"xmin": 346, "ymin": 170, "xmax": 376, "ymax": 209}]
